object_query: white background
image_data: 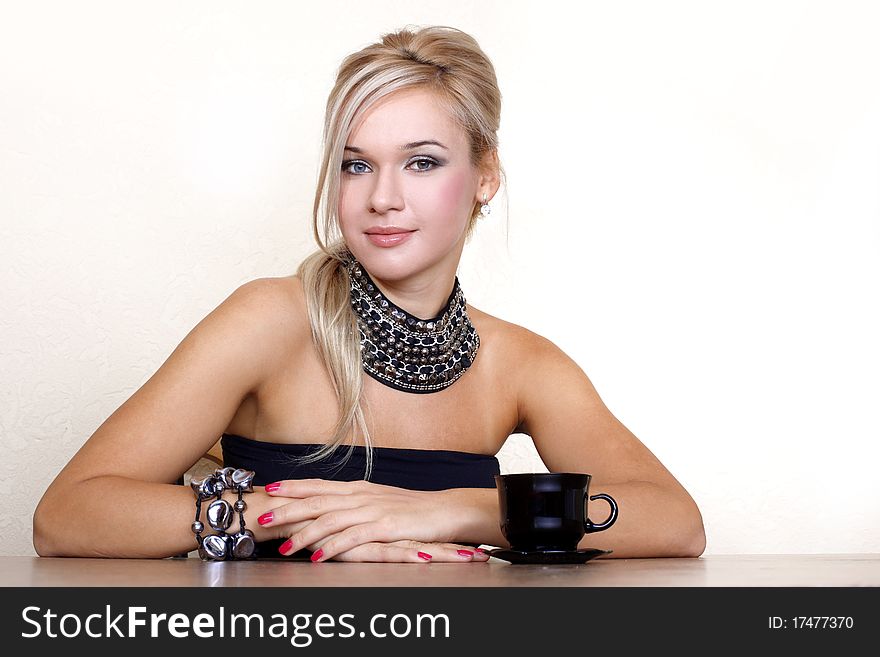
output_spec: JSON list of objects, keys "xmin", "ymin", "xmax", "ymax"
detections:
[{"xmin": 2, "ymin": 0, "xmax": 878, "ymax": 556}]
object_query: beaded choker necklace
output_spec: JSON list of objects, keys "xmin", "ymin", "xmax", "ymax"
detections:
[{"xmin": 347, "ymin": 259, "xmax": 480, "ymax": 394}]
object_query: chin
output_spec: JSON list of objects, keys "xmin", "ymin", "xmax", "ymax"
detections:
[
  {"xmin": 344, "ymin": 236, "xmax": 410, "ymax": 279},
  {"xmin": 354, "ymin": 254, "xmax": 418, "ymax": 283},
  {"xmin": 345, "ymin": 230, "xmax": 461, "ymax": 284}
]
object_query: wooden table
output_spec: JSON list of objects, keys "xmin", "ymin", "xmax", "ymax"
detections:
[{"xmin": 3, "ymin": 554, "xmax": 878, "ymax": 587}]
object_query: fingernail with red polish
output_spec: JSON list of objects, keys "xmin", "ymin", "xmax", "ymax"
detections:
[
  {"xmin": 278, "ymin": 539, "xmax": 293, "ymax": 555},
  {"xmin": 265, "ymin": 482, "xmax": 281, "ymax": 493},
  {"xmin": 418, "ymin": 552, "xmax": 433, "ymax": 561},
  {"xmin": 457, "ymin": 549, "xmax": 474, "ymax": 557},
  {"xmin": 474, "ymin": 547, "xmax": 486, "ymax": 553},
  {"xmin": 257, "ymin": 512, "xmax": 273, "ymax": 526},
  {"xmin": 310, "ymin": 549, "xmax": 324, "ymax": 562}
]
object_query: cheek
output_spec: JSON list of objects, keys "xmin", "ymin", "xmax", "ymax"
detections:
[
  {"xmin": 337, "ymin": 187, "xmax": 356, "ymax": 233},
  {"xmin": 426, "ymin": 170, "xmax": 474, "ymax": 217}
]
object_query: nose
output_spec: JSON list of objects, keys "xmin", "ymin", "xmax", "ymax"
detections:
[{"xmin": 368, "ymin": 168, "xmax": 404, "ymax": 214}]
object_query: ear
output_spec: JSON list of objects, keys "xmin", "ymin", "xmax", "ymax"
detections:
[{"xmin": 476, "ymin": 149, "xmax": 501, "ymax": 204}]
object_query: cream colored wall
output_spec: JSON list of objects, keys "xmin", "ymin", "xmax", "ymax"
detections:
[{"xmin": 3, "ymin": 0, "xmax": 879, "ymax": 557}]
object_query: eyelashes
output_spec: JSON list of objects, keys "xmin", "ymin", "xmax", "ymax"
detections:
[
  {"xmin": 341, "ymin": 157, "xmax": 442, "ymax": 175},
  {"xmin": 408, "ymin": 157, "xmax": 441, "ymax": 172},
  {"xmin": 342, "ymin": 160, "xmax": 370, "ymax": 174}
]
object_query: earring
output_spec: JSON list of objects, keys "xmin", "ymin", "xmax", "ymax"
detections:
[{"xmin": 479, "ymin": 193, "xmax": 491, "ymax": 217}]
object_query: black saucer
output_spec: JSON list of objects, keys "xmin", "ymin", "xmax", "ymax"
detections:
[{"xmin": 485, "ymin": 547, "xmax": 612, "ymax": 564}]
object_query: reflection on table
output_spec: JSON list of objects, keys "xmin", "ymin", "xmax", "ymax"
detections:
[{"xmin": 2, "ymin": 554, "xmax": 878, "ymax": 587}]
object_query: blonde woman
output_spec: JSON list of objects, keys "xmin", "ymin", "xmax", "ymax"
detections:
[{"xmin": 34, "ymin": 26, "xmax": 705, "ymax": 563}]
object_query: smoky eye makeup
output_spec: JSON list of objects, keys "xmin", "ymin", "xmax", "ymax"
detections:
[
  {"xmin": 341, "ymin": 159, "xmax": 370, "ymax": 174},
  {"xmin": 341, "ymin": 155, "xmax": 446, "ymax": 174},
  {"xmin": 407, "ymin": 156, "xmax": 444, "ymax": 171}
]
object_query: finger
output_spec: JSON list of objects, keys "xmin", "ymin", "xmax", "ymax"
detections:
[
  {"xmin": 451, "ymin": 543, "xmax": 491, "ymax": 561},
  {"xmin": 278, "ymin": 512, "xmax": 382, "ymax": 558},
  {"xmin": 414, "ymin": 542, "xmax": 488, "ymax": 562},
  {"xmin": 331, "ymin": 542, "xmax": 435, "ymax": 563},
  {"xmin": 314, "ymin": 535, "xmax": 488, "ymax": 564},
  {"xmin": 306, "ymin": 520, "xmax": 398, "ymax": 561},
  {"xmin": 392, "ymin": 540, "xmax": 490, "ymax": 562},
  {"xmin": 452, "ymin": 544, "xmax": 490, "ymax": 561},
  {"xmin": 264, "ymin": 518, "xmax": 312, "ymax": 542},
  {"xmin": 264, "ymin": 478, "xmax": 375, "ymax": 498},
  {"xmin": 331, "ymin": 542, "xmax": 488, "ymax": 563},
  {"xmin": 257, "ymin": 494, "xmax": 366, "ymax": 528},
  {"xmin": 472, "ymin": 547, "xmax": 491, "ymax": 561}
]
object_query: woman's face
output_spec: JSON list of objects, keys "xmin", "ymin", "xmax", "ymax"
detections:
[{"xmin": 337, "ymin": 87, "xmax": 482, "ymax": 283}]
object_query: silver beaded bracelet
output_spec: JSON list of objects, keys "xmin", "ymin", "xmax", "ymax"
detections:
[{"xmin": 190, "ymin": 467, "xmax": 256, "ymax": 560}]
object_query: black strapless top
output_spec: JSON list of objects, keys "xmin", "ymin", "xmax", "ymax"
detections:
[
  {"xmin": 220, "ymin": 433, "xmax": 500, "ymax": 558},
  {"xmin": 221, "ymin": 433, "xmax": 500, "ymax": 490}
]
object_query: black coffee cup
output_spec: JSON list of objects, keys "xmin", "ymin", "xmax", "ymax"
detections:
[{"xmin": 494, "ymin": 473, "xmax": 619, "ymax": 551}]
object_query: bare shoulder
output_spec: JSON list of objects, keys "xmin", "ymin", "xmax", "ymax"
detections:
[
  {"xmin": 469, "ymin": 305, "xmax": 598, "ymax": 435},
  {"xmin": 468, "ymin": 305, "xmax": 571, "ymax": 366},
  {"xmin": 224, "ymin": 274, "xmax": 311, "ymax": 349},
  {"xmin": 221, "ymin": 276, "xmax": 308, "ymax": 332},
  {"xmin": 228, "ymin": 274, "xmax": 303, "ymax": 319}
]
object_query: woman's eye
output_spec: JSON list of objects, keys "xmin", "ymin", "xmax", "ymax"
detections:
[
  {"xmin": 342, "ymin": 158, "xmax": 440, "ymax": 174},
  {"xmin": 342, "ymin": 160, "xmax": 370, "ymax": 174},
  {"xmin": 408, "ymin": 157, "xmax": 439, "ymax": 172}
]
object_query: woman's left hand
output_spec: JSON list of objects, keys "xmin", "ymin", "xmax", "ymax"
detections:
[{"xmin": 260, "ymin": 478, "xmax": 463, "ymax": 561}]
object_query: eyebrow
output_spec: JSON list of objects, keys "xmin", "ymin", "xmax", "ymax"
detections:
[{"xmin": 343, "ymin": 140, "xmax": 449, "ymax": 154}]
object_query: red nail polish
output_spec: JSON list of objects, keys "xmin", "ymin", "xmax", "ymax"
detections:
[
  {"xmin": 278, "ymin": 539, "xmax": 293, "ymax": 555},
  {"xmin": 457, "ymin": 549, "xmax": 474, "ymax": 557},
  {"xmin": 418, "ymin": 551, "xmax": 432, "ymax": 561},
  {"xmin": 257, "ymin": 512, "xmax": 273, "ymax": 526},
  {"xmin": 474, "ymin": 548, "xmax": 486, "ymax": 553},
  {"xmin": 265, "ymin": 482, "xmax": 281, "ymax": 493},
  {"xmin": 310, "ymin": 549, "xmax": 324, "ymax": 562}
]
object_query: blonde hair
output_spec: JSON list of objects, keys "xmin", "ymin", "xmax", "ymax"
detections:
[{"xmin": 294, "ymin": 25, "xmax": 503, "ymax": 478}]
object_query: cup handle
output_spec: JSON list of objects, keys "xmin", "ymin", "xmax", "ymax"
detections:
[{"xmin": 584, "ymin": 492, "xmax": 619, "ymax": 534}]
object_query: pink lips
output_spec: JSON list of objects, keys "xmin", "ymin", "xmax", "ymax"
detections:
[{"xmin": 365, "ymin": 227, "xmax": 416, "ymax": 248}]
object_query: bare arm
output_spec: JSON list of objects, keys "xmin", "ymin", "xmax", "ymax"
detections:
[
  {"xmin": 492, "ymin": 330, "xmax": 706, "ymax": 558},
  {"xmin": 32, "ymin": 278, "xmax": 303, "ymax": 557}
]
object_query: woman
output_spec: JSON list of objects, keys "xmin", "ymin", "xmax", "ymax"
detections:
[{"xmin": 33, "ymin": 26, "xmax": 705, "ymax": 562}]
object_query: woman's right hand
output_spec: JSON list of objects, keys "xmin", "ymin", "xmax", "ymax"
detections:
[{"xmin": 315, "ymin": 540, "xmax": 489, "ymax": 563}]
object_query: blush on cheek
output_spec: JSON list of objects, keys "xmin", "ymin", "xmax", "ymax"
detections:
[{"xmin": 434, "ymin": 170, "xmax": 475, "ymax": 215}]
